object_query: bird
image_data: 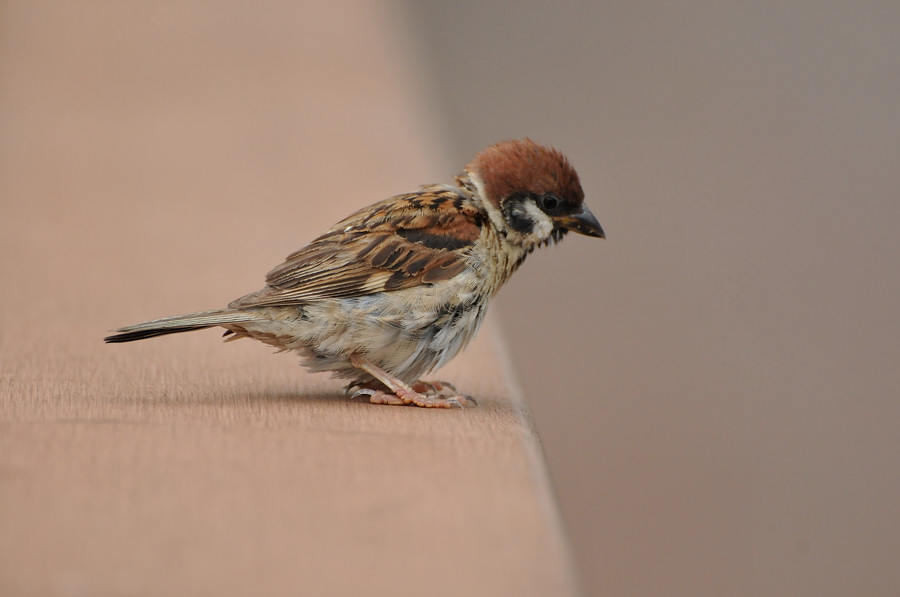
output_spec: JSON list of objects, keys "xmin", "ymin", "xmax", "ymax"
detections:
[{"xmin": 105, "ymin": 139, "xmax": 604, "ymax": 408}]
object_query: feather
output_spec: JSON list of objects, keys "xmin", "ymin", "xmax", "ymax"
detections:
[
  {"xmin": 104, "ymin": 310, "xmax": 256, "ymax": 343},
  {"xmin": 228, "ymin": 186, "xmax": 484, "ymax": 308}
]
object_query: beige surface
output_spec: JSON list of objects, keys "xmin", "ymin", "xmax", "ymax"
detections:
[
  {"xmin": 0, "ymin": 2, "xmax": 579, "ymax": 596},
  {"xmin": 410, "ymin": 2, "xmax": 900, "ymax": 596}
]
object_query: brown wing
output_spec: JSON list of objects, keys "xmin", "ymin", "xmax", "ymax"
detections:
[{"xmin": 229, "ymin": 186, "xmax": 484, "ymax": 308}]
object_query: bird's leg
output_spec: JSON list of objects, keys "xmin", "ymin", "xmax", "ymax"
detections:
[{"xmin": 348, "ymin": 353, "xmax": 476, "ymax": 408}]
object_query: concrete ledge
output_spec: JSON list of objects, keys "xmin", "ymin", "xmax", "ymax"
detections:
[{"xmin": 0, "ymin": 2, "xmax": 580, "ymax": 595}]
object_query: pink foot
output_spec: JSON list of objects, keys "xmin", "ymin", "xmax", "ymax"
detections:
[
  {"xmin": 411, "ymin": 380, "xmax": 457, "ymax": 395},
  {"xmin": 352, "ymin": 387, "xmax": 476, "ymax": 408},
  {"xmin": 347, "ymin": 353, "xmax": 477, "ymax": 408}
]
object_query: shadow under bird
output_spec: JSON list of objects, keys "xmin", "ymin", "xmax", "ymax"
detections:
[{"xmin": 106, "ymin": 139, "xmax": 604, "ymax": 407}]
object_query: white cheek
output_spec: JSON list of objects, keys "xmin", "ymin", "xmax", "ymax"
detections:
[
  {"xmin": 469, "ymin": 171, "xmax": 508, "ymax": 232},
  {"xmin": 522, "ymin": 201, "xmax": 554, "ymax": 240}
]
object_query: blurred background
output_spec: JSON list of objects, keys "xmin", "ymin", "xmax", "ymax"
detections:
[
  {"xmin": 408, "ymin": 2, "xmax": 900, "ymax": 595},
  {"xmin": 3, "ymin": 1, "xmax": 900, "ymax": 596}
]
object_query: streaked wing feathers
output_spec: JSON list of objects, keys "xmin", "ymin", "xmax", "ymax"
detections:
[{"xmin": 229, "ymin": 187, "xmax": 483, "ymax": 308}]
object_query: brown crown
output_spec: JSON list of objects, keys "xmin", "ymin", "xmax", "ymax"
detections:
[{"xmin": 465, "ymin": 139, "xmax": 585, "ymax": 209}]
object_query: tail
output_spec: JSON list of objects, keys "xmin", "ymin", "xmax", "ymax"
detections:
[{"xmin": 104, "ymin": 309, "xmax": 256, "ymax": 343}]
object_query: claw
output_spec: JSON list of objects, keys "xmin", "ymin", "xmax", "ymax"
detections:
[
  {"xmin": 351, "ymin": 388, "xmax": 376, "ymax": 400},
  {"xmin": 460, "ymin": 395, "xmax": 478, "ymax": 407}
]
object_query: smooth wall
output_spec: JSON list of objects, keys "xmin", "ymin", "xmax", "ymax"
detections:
[{"xmin": 408, "ymin": 2, "xmax": 900, "ymax": 595}]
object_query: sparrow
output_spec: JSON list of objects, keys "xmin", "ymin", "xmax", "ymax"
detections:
[{"xmin": 105, "ymin": 139, "xmax": 604, "ymax": 408}]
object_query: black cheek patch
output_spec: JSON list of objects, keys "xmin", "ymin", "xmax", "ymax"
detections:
[
  {"xmin": 502, "ymin": 195, "xmax": 536, "ymax": 234},
  {"xmin": 508, "ymin": 209, "xmax": 534, "ymax": 234}
]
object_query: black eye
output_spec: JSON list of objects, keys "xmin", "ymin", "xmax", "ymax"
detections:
[{"xmin": 539, "ymin": 193, "xmax": 562, "ymax": 214}]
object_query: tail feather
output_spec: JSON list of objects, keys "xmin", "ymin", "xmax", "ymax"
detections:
[{"xmin": 104, "ymin": 310, "xmax": 256, "ymax": 343}]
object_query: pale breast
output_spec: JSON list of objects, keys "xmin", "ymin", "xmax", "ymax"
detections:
[
  {"xmin": 230, "ymin": 268, "xmax": 489, "ymax": 385},
  {"xmin": 229, "ymin": 224, "xmax": 518, "ymax": 386}
]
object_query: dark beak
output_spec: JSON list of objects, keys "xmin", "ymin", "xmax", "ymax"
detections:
[{"xmin": 558, "ymin": 205, "xmax": 605, "ymax": 238}]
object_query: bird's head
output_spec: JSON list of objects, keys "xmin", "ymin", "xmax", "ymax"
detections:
[{"xmin": 462, "ymin": 138, "xmax": 604, "ymax": 252}]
